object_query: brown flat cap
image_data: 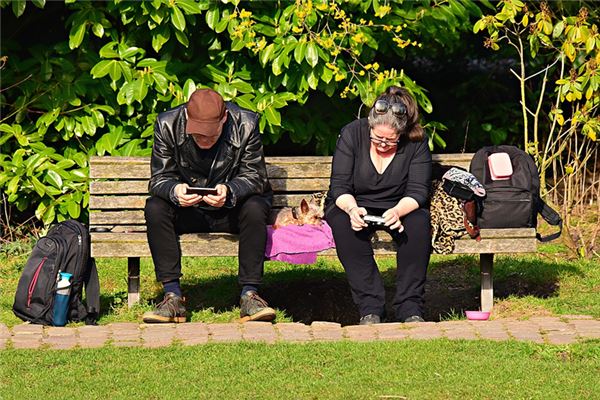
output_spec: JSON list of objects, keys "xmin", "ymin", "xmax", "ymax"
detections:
[{"xmin": 185, "ymin": 88, "xmax": 226, "ymax": 136}]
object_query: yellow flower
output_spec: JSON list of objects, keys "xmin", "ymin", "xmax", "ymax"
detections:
[
  {"xmin": 292, "ymin": 26, "xmax": 303, "ymax": 33},
  {"xmin": 372, "ymin": 62, "xmax": 379, "ymax": 71},
  {"xmin": 359, "ymin": 70, "xmax": 365, "ymax": 76},
  {"xmin": 239, "ymin": 9, "xmax": 252, "ymax": 19},
  {"xmin": 375, "ymin": 5, "xmax": 391, "ymax": 18},
  {"xmin": 335, "ymin": 73, "xmax": 346, "ymax": 81}
]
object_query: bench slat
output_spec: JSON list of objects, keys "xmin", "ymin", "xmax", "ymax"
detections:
[
  {"xmin": 90, "ymin": 232, "xmax": 396, "ymax": 257},
  {"xmin": 90, "ymin": 178, "xmax": 329, "ymax": 196},
  {"xmin": 90, "ymin": 193, "xmax": 323, "ymax": 211},
  {"xmin": 90, "ymin": 230, "xmax": 535, "ymax": 258},
  {"xmin": 89, "ymin": 154, "xmax": 474, "ymax": 179},
  {"xmin": 90, "ymin": 159, "xmax": 333, "ymax": 179}
]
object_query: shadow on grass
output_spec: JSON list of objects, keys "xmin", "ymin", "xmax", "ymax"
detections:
[{"xmin": 97, "ymin": 255, "xmax": 584, "ymax": 326}]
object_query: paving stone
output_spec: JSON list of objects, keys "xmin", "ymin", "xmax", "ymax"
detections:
[
  {"xmin": 406, "ymin": 323, "xmax": 444, "ymax": 340},
  {"xmin": 0, "ymin": 339, "xmax": 7, "ymax": 349},
  {"xmin": 242, "ymin": 322, "xmax": 277, "ymax": 343},
  {"xmin": 545, "ymin": 333, "xmax": 578, "ymax": 345},
  {"xmin": 275, "ymin": 323, "xmax": 312, "ymax": 342},
  {"xmin": 440, "ymin": 321, "xmax": 479, "ymax": 340},
  {"xmin": 179, "ymin": 336, "xmax": 209, "ymax": 346},
  {"xmin": 109, "ymin": 322, "xmax": 141, "ymax": 334},
  {"xmin": 563, "ymin": 314, "xmax": 594, "ymax": 320},
  {"xmin": 78, "ymin": 325, "xmax": 111, "ymax": 337},
  {"xmin": 11, "ymin": 336, "xmax": 42, "ymax": 349},
  {"xmin": 208, "ymin": 323, "xmax": 242, "ymax": 342},
  {"xmin": 374, "ymin": 323, "xmax": 409, "ymax": 341},
  {"xmin": 175, "ymin": 323, "xmax": 209, "ymax": 343},
  {"xmin": 311, "ymin": 321, "xmax": 343, "ymax": 341},
  {"xmin": 344, "ymin": 325, "xmax": 377, "ymax": 342},
  {"xmin": 505, "ymin": 322, "xmax": 545, "ymax": 343},
  {"xmin": 143, "ymin": 338, "xmax": 174, "ymax": 348},
  {"xmin": 47, "ymin": 327, "xmax": 77, "ymax": 337},
  {"xmin": 473, "ymin": 322, "xmax": 511, "ymax": 341},
  {"xmin": 78, "ymin": 337, "xmax": 108, "ymax": 348},
  {"xmin": 112, "ymin": 340, "xmax": 142, "ymax": 347},
  {"xmin": 570, "ymin": 319, "xmax": 600, "ymax": 339},
  {"xmin": 12, "ymin": 324, "xmax": 43, "ymax": 335},
  {"xmin": 44, "ymin": 337, "xmax": 78, "ymax": 350},
  {"xmin": 0, "ymin": 324, "xmax": 10, "ymax": 339}
]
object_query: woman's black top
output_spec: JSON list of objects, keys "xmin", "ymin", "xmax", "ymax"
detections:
[{"xmin": 327, "ymin": 118, "xmax": 432, "ymax": 210}]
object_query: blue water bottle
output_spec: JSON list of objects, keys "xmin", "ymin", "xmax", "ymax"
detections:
[{"xmin": 53, "ymin": 272, "xmax": 73, "ymax": 326}]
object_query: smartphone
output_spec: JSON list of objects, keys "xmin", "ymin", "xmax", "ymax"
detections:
[{"xmin": 186, "ymin": 186, "xmax": 218, "ymax": 196}]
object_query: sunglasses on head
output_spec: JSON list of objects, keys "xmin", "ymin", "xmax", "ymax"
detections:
[{"xmin": 374, "ymin": 99, "xmax": 406, "ymax": 116}]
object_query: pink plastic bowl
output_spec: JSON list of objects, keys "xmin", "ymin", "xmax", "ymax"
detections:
[{"xmin": 465, "ymin": 311, "xmax": 491, "ymax": 321}]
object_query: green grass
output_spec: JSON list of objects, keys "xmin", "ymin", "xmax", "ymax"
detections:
[
  {"xmin": 1, "ymin": 242, "xmax": 599, "ymax": 327},
  {"xmin": 1, "ymin": 340, "xmax": 600, "ymax": 399}
]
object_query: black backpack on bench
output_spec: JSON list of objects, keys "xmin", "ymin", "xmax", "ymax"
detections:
[
  {"xmin": 13, "ymin": 220, "xmax": 100, "ymax": 325},
  {"xmin": 469, "ymin": 145, "xmax": 562, "ymax": 242}
]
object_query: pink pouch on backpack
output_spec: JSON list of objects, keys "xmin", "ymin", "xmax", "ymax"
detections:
[{"xmin": 488, "ymin": 152, "xmax": 513, "ymax": 180}]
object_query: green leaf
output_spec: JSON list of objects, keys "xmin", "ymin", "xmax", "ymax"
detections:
[
  {"xmin": 99, "ymin": 42, "xmax": 119, "ymax": 58},
  {"xmin": 205, "ymin": 7, "xmax": 219, "ymax": 30},
  {"xmin": 55, "ymin": 159, "xmax": 76, "ymax": 170},
  {"xmin": 42, "ymin": 203, "xmax": 56, "ymax": 226},
  {"xmin": 234, "ymin": 94, "xmax": 256, "ymax": 111},
  {"xmin": 307, "ymin": 69, "xmax": 319, "ymax": 90},
  {"xmin": 176, "ymin": 0, "xmax": 203, "ymax": 14},
  {"xmin": 152, "ymin": 25, "xmax": 171, "ymax": 52},
  {"xmin": 294, "ymin": 41, "xmax": 306, "ymax": 64},
  {"xmin": 183, "ymin": 79, "xmax": 196, "ymax": 100},
  {"xmin": 305, "ymin": 42, "xmax": 319, "ymax": 67},
  {"xmin": 264, "ymin": 106, "xmax": 281, "ymax": 126},
  {"xmin": 67, "ymin": 201, "xmax": 80, "ymax": 219},
  {"xmin": 69, "ymin": 23, "xmax": 86, "ymax": 50},
  {"xmin": 12, "ymin": 0, "xmax": 26, "ymax": 17},
  {"xmin": 92, "ymin": 23, "xmax": 104, "ymax": 37},
  {"xmin": 131, "ymin": 78, "xmax": 149, "ymax": 103},
  {"xmin": 31, "ymin": 176, "xmax": 47, "ymax": 197},
  {"xmin": 231, "ymin": 38, "xmax": 245, "ymax": 52},
  {"xmin": 7, "ymin": 176, "xmax": 19, "ymax": 194},
  {"xmin": 91, "ymin": 60, "xmax": 120, "ymax": 80},
  {"xmin": 259, "ymin": 43, "xmax": 275, "ymax": 67},
  {"xmin": 174, "ymin": 29, "xmax": 189, "ymax": 47},
  {"xmin": 46, "ymin": 170, "xmax": 63, "ymax": 188},
  {"xmin": 171, "ymin": 6, "xmax": 186, "ymax": 31},
  {"xmin": 31, "ymin": 0, "xmax": 45, "ymax": 8}
]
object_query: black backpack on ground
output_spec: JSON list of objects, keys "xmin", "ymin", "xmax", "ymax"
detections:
[
  {"xmin": 469, "ymin": 145, "xmax": 562, "ymax": 242},
  {"xmin": 13, "ymin": 220, "xmax": 100, "ymax": 325}
]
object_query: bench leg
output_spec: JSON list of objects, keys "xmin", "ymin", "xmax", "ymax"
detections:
[
  {"xmin": 480, "ymin": 253, "xmax": 494, "ymax": 312},
  {"xmin": 127, "ymin": 257, "xmax": 141, "ymax": 308}
]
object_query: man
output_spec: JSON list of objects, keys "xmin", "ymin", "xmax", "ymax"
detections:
[{"xmin": 142, "ymin": 88, "xmax": 275, "ymax": 323}]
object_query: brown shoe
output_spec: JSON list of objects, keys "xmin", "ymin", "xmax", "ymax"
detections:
[
  {"xmin": 239, "ymin": 291, "xmax": 276, "ymax": 322},
  {"xmin": 142, "ymin": 292, "xmax": 186, "ymax": 323}
]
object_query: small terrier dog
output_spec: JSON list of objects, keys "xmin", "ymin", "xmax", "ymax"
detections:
[{"xmin": 271, "ymin": 195, "xmax": 325, "ymax": 229}]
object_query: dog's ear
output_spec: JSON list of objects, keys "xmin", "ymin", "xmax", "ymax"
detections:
[{"xmin": 300, "ymin": 198, "xmax": 309, "ymax": 214}]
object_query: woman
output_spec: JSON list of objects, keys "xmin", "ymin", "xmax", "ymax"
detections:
[{"xmin": 325, "ymin": 86, "xmax": 432, "ymax": 325}]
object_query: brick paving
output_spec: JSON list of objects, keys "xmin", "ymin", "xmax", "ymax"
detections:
[{"xmin": 1, "ymin": 316, "xmax": 598, "ymax": 350}]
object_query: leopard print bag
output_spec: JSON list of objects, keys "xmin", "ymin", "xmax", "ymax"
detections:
[{"xmin": 430, "ymin": 180, "xmax": 470, "ymax": 254}]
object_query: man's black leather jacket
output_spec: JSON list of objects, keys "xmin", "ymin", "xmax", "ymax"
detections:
[{"xmin": 149, "ymin": 102, "xmax": 272, "ymax": 208}]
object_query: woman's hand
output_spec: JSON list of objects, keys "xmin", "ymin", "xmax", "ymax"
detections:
[
  {"xmin": 382, "ymin": 207, "xmax": 404, "ymax": 232},
  {"xmin": 348, "ymin": 206, "xmax": 368, "ymax": 231}
]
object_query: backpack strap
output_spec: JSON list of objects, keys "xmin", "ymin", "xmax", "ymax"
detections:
[
  {"xmin": 84, "ymin": 258, "xmax": 101, "ymax": 325},
  {"xmin": 536, "ymin": 199, "xmax": 563, "ymax": 242}
]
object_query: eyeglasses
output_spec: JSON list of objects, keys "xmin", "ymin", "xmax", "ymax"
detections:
[
  {"xmin": 374, "ymin": 99, "xmax": 406, "ymax": 116},
  {"xmin": 369, "ymin": 135, "xmax": 400, "ymax": 147}
]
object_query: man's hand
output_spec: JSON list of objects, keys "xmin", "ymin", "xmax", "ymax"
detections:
[
  {"xmin": 174, "ymin": 183, "xmax": 203, "ymax": 207},
  {"xmin": 202, "ymin": 184, "xmax": 228, "ymax": 208}
]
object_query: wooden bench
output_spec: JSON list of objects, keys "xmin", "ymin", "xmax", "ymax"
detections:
[{"xmin": 89, "ymin": 154, "xmax": 537, "ymax": 312}]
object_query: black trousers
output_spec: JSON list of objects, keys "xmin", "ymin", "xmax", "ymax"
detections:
[
  {"xmin": 325, "ymin": 205, "xmax": 431, "ymax": 321},
  {"xmin": 145, "ymin": 195, "xmax": 271, "ymax": 286}
]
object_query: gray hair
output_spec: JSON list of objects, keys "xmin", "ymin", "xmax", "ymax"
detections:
[{"xmin": 367, "ymin": 108, "xmax": 407, "ymax": 135}]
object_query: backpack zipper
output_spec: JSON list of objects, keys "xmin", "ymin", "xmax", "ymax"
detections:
[{"xmin": 27, "ymin": 257, "xmax": 48, "ymax": 308}]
